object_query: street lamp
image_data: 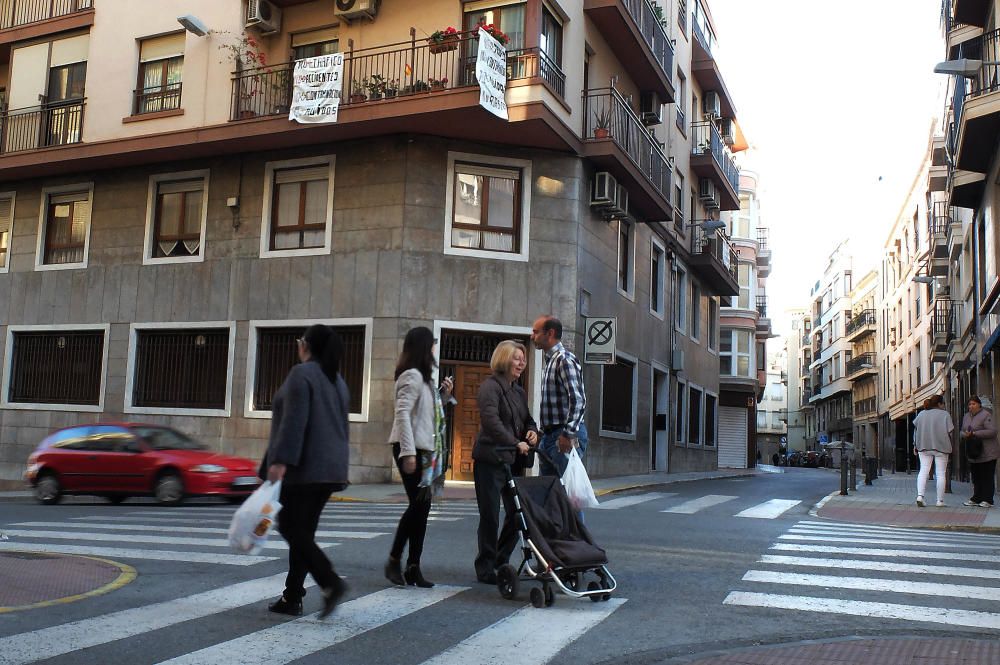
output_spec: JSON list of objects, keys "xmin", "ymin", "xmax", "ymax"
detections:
[
  {"xmin": 913, "ymin": 275, "xmax": 941, "ymax": 284},
  {"xmin": 686, "ymin": 209, "xmax": 727, "ymax": 235},
  {"xmin": 177, "ymin": 14, "xmax": 210, "ymax": 36}
]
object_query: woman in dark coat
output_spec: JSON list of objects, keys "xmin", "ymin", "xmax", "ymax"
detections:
[
  {"xmin": 961, "ymin": 395, "xmax": 1000, "ymax": 507},
  {"xmin": 262, "ymin": 324, "xmax": 349, "ymax": 619},
  {"xmin": 472, "ymin": 340, "xmax": 538, "ymax": 584}
]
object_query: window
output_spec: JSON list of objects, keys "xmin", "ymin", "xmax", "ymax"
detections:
[
  {"xmin": 737, "ymin": 262, "xmax": 753, "ymax": 309},
  {"xmin": 688, "ymin": 385, "xmax": 702, "ymax": 445},
  {"xmin": 617, "ymin": 219, "xmax": 634, "ymax": 297},
  {"xmin": 46, "ymin": 60, "xmax": 86, "ymax": 146},
  {"xmin": 136, "ymin": 33, "xmax": 184, "ymax": 114},
  {"xmin": 463, "ymin": 2, "xmax": 526, "ymax": 50},
  {"xmin": 128, "ymin": 325, "xmax": 234, "ymax": 414},
  {"xmin": 0, "ymin": 193, "xmax": 14, "ymax": 272},
  {"xmin": 675, "ymin": 266, "xmax": 688, "ymax": 332},
  {"xmin": 720, "ymin": 329, "xmax": 752, "ymax": 377},
  {"xmin": 708, "ymin": 298, "xmax": 718, "ymax": 350},
  {"xmin": 690, "ymin": 282, "xmax": 701, "ymax": 340},
  {"xmin": 678, "ymin": 0, "xmax": 688, "ymax": 34},
  {"xmin": 445, "ymin": 153, "xmax": 531, "ymax": 261},
  {"xmin": 675, "ymin": 172, "xmax": 685, "ymax": 225},
  {"xmin": 601, "ymin": 355, "xmax": 636, "ymax": 436},
  {"xmin": 247, "ymin": 320, "xmax": 371, "ymax": 419},
  {"xmin": 675, "ymin": 71, "xmax": 687, "ymax": 134},
  {"xmin": 704, "ymin": 393, "xmax": 716, "ymax": 446},
  {"xmin": 540, "ymin": 4, "xmax": 562, "ymax": 66},
  {"xmin": 4, "ymin": 328, "xmax": 106, "ymax": 409},
  {"xmin": 292, "ymin": 28, "xmax": 339, "ymax": 60},
  {"xmin": 650, "ymin": 240, "xmax": 665, "ymax": 317},
  {"xmin": 261, "ymin": 157, "xmax": 334, "ymax": 258},
  {"xmin": 675, "ymin": 379, "xmax": 686, "ymax": 443},
  {"xmin": 144, "ymin": 172, "xmax": 208, "ymax": 263},
  {"xmin": 37, "ymin": 185, "xmax": 92, "ymax": 269}
]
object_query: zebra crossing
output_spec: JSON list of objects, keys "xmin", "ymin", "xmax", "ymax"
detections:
[
  {"xmin": 724, "ymin": 519, "xmax": 1000, "ymax": 630},
  {"xmin": 591, "ymin": 491, "xmax": 802, "ymax": 519},
  {"xmin": 0, "ymin": 501, "xmax": 480, "ymax": 567}
]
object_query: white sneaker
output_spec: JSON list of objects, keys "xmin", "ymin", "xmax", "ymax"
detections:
[
  {"xmin": 916, "ymin": 496, "xmax": 925, "ymax": 507},
  {"xmin": 980, "ymin": 501, "xmax": 994, "ymax": 508},
  {"xmin": 936, "ymin": 500, "xmax": 945, "ymax": 507},
  {"xmin": 963, "ymin": 500, "xmax": 980, "ymax": 507}
]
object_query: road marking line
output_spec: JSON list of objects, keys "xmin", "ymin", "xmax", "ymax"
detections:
[
  {"xmin": 1, "ymin": 529, "xmax": 338, "ymax": 549},
  {"xmin": 735, "ymin": 499, "xmax": 801, "ymax": 519},
  {"xmin": 0, "ymin": 573, "xmax": 297, "ymax": 663},
  {"xmin": 72, "ymin": 515, "xmax": 460, "ymax": 523},
  {"xmin": 743, "ymin": 570, "xmax": 1000, "ymax": 601},
  {"xmin": 723, "ymin": 591, "xmax": 1000, "ymax": 630},
  {"xmin": 123, "ymin": 509, "xmax": 474, "ymax": 518},
  {"xmin": 759, "ymin": 554, "xmax": 1000, "ymax": 579},
  {"xmin": 593, "ymin": 492, "xmax": 673, "ymax": 510},
  {"xmin": 795, "ymin": 521, "xmax": 1000, "ymax": 542},
  {"xmin": 157, "ymin": 586, "xmax": 467, "ymax": 665},
  {"xmin": 778, "ymin": 534, "xmax": 999, "ymax": 550},
  {"xmin": 13, "ymin": 522, "xmax": 392, "ymax": 537},
  {"xmin": 661, "ymin": 495, "xmax": 737, "ymax": 514},
  {"xmin": 770, "ymin": 542, "xmax": 1000, "ymax": 563},
  {"xmin": 786, "ymin": 527, "xmax": 974, "ymax": 543},
  {"xmin": 417, "ymin": 598, "xmax": 627, "ymax": 665},
  {"xmin": 0, "ymin": 541, "xmax": 279, "ymax": 566}
]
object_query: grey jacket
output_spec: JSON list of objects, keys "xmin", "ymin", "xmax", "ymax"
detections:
[
  {"xmin": 263, "ymin": 361, "xmax": 350, "ymax": 485},
  {"xmin": 961, "ymin": 408, "xmax": 1000, "ymax": 463},
  {"xmin": 473, "ymin": 374, "xmax": 538, "ymax": 466},
  {"xmin": 388, "ymin": 368, "xmax": 436, "ymax": 457}
]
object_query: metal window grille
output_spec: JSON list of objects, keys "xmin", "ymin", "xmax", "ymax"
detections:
[
  {"xmin": 9, "ymin": 331, "xmax": 103, "ymax": 405},
  {"xmin": 253, "ymin": 326, "xmax": 365, "ymax": 413},
  {"xmin": 133, "ymin": 329, "xmax": 229, "ymax": 409}
]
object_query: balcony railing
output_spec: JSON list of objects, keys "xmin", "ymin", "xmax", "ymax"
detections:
[
  {"xmin": 690, "ymin": 225, "xmax": 738, "ymax": 281},
  {"xmin": 931, "ymin": 200, "xmax": 951, "ymax": 235},
  {"xmin": 965, "ymin": 28, "xmax": 1000, "ymax": 102},
  {"xmin": 133, "ymin": 83, "xmax": 182, "ymax": 116},
  {"xmin": 692, "ymin": 15, "xmax": 716, "ymax": 57},
  {"xmin": 690, "ymin": 120, "xmax": 739, "ymax": 193},
  {"xmin": 932, "ymin": 297, "xmax": 956, "ymax": 340},
  {"xmin": 230, "ymin": 32, "xmax": 566, "ymax": 121},
  {"xmin": 584, "ymin": 87, "xmax": 672, "ymax": 203},
  {"xmin": 757, "ymin": 227, "xmax": 769, "ymax": 252},
  {"xmin": 625, "ymin": 0, "xmax": 674, "ymax": 81},
  {"xmin": 756, "ymin": 294, "xmax": 767, "ymax": 317},
  {"xmin": 847, "ymin": 352, "xmax": 876, "ymax": 376},
  {"xmin": 854, "ymin": 396, "xmax": 877, "ymax": 416},
  {"xmin": 846, "ymin": 309, "xmax": 876, "ymax": 336},
  {"xmin": 0, "ymin": 101, "xmax": 85, "ymax": 153},
  {"xmin": 0, "ymin": 0, "xmax": 91, "ymax": 30}
]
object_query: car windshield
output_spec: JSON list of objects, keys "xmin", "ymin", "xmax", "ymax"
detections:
[{"xmin": 132, "ymin": 427, "xmax": 205, "ymax": 451}]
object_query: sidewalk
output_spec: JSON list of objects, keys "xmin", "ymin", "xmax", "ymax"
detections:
[
  {"xmin": 814, "ymin": 471, "xmax": 1000, "ymax": 531},
  {"xmin": 678, "ymin": 637, "xmax": 1000, "ymax": 665}
]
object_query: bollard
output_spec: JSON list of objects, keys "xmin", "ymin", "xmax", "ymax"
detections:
[
  {"xmin": 840, "ymin": 453, "xmax": 849, "ymax": 495},
  {"xmin": 849, "ymin": 454, "xmax": 857, "ymax": 491}
]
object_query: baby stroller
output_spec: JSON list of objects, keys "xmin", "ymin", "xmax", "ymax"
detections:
[{"xmin": 493, "ymin": 447, "xmax": 616, "ymax": 608}]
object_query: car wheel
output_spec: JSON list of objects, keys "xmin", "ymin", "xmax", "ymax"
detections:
[
  {"xmin": 154, "ymin": 473, "xmax": 184, "ymax": 506},
  {"xmin": 35, "ymin": 473, "xmax": 62, "ymax": 505},
  {"xmin": 105, "ymin": 495, "xmax": 128, "ymax": 504}
]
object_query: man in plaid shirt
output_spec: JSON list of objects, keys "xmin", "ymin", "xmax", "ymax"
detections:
[{"xmin": 530, "ymin": 315, "xmax": 588, "ymax": 476}]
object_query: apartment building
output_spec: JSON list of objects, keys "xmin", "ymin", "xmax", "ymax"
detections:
[
  {"xmin": 755, "ymin": 344, "xmax": 786, "ymax": 463},
  {"xmin": 846, "ymin": 269, "xmax": 879, "ymax": 458},
  {"xmin": 785, "ymin": 307, "xmax": 808, "ymax": 452},
  {"xmin": 716, "ymin": 168, "xmax": 771, "ymax": 468},
  {"xmin": 0, "ymin": 0, "xmax": 749, "ymax": 486},
  {"xmin": 803, "ymin": 243, "xmax": 853, "ymax": 448}
]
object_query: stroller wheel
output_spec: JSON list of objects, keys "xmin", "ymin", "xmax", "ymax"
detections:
[
  {"xmin": 600, "ymin": 578, "xmax": 612, "ymax": 602},
  {"xmin": 496, "ymin": 564, "xmax": 519, "ymax": 600},
  {"xmin": 530, "ymin": 586, "xmax": 546, "ymax": 608},
  {"xmin": 543, "ymin": 583, "xmax": 555, "ymax": 607},
  {"xmin": 587, "ymin": 581, "xmax": 602, "ymax": 602},
  {"xmin": 563, "ymin": 572, "xmax": 581, "ymax": 591}
]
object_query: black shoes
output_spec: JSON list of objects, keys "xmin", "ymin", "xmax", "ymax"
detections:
[
  {"xmin": 404, "ymin": 564, "xmax": 435, "ymax": 588},
  {"xmin": 319, "ymin": 576, "xmax": 347, "ymax": 619},
  {"xmin": 476, "ymin": 572, "xmax": 498, "ymax": 585},
  {"xmin": 267, "ymin": 596, "xmax": 303, "ymax": 616},
  {"xmin": 385, "ymin": 557, "xmax": 405, "ymax": 586}
]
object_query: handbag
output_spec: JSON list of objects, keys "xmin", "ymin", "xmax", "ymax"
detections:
[{"xmin": 967, "ymin": 436, "xmax": 984, "ymax": 459}]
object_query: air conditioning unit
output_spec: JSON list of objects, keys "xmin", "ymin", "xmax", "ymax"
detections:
[
  {"xmin": 246, "ymin": 0, "xmax": 282, "ymax": 34},
  {"xmin": 334, "ymin": 0, "xmax": 379, "ymax": 21},
  {"xmin": 671, "ymin": 349, "xmax": 684, "ymax": 372},
  {"xmin": 591, "ymin": 171, "xmax": 619, "ymax": 208},
  {"xmin": 639, "ymin": 91, "xmax": 663, "ymax": 126},
  {"xmin": 703, "ymin": 91, "xmax": 721, "ymax": 119},
  {"xmin": 698, "ymin": 178, "xmax": 720, "ymax": 208},
  {"xmin": 719, "ymin": 118, "xmax": 735, "ymax": 146}
]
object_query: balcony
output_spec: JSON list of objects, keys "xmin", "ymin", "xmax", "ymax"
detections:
[
  {"xmin": 953, "ymin": 28, "xmax": 1000, "ymax": 175},
  {"xmin": 948, "ymin": 216, "xmax": 965, "ymax": 259},
  {"xmin": 932, "ymin": 297, "xmax": 956, "ymax": 362},
  {"xmin": 0, "ymin": 0, "xmax": 93, "ymax": 45},
  {"xmin": 688, "ymin": 226, "xmax": 739, "ymax": 296},
  {"xmin": 930, "ymin": 201, "xmax": 951, "ymax": 259},
  {"xmin": 929, "ymin": 136, "xmax": 948, "ymax": 192},
  {"xmin": 584, "ymin": 0, "xmax": 675, "ymax": 102},
  {"xmin": 132, "ymin": 83, "xmax": 182, "ymax": 117},
  {"xmin": 755, "ymin": 294, "xmax": 767, "ymax": 318},
  {"xmin": 846, "ymin": 309, "xmax": 876, "ymax": 342},
  {"xmin": 846, "ymin": 352, "xmax": 877, "ymax": 380},
  {"xmin": 854, "ymin": 396, "xmax": 877, "ymax": 418},
  {"xmin": 582, "ymin": 88, "xmax": 673, "ymax": 218},
  {"xmin": 690, "ymin": 121, "xmax": 739, "ymax": 210},
  {"xmin": 0, "ymin": 101, "xmax": 85, "ymax": 153},
  {"xmin": 756, "ymin": 227, "xmax": 771, "ymax": 276}
]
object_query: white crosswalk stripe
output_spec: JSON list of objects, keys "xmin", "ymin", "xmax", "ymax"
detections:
[
  {"xmin": 1, "ymin": 529, "xmax": 338, "ymax": 548},
  {"xmin": 661, "ymin": 494, "xmax": 736, "ymax": 514},
  {"xmin": 735, "ymin": 499, "xmax": 801, "ymax": 519},
  {"xmin": 593, "ymin": 492, "xmax": 674, "ymax": 509},
  {"xmin": 725, "ymin": 519, "xmax": 1000, "ymax": 630},
  {"xmin": 11, "ymin": 522, "xmax": 389, "ymax": 539},
  {"xmin": 0, "ymin": 541, "xmax": 278, "ymax": 566}
]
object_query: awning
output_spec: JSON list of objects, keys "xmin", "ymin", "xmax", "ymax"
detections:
[
  {"xmin": 730, "ymin": 118, "xmax": 749, "ymax": 153},
  {"xmin": 983, "ymin": 325, "xmax": 1000, "ymax": 356}
]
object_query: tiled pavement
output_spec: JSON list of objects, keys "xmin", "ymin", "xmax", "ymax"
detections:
[{"xmin": 682, "ymin": 638, "xmax": 1000, "ymax": 665}]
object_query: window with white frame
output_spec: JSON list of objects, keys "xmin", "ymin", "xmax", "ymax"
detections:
[
  {"xmin": 736, "ymin": 262, "xmax": 753, "ymax": 309},
  {"xmin": 687, "ymin": 384, "xmax": 702, "ymax": 445},
  {"xmin": 704, "ymin": 392, "xmax": 717, "ymax": 446},
  {"xmin": 617, "ymin": 218, "xmax": 634, "ymax": 297},
  {"xmin": 261, "ymin": 157, "xmax": 334, "ymax": 257},
  {"xmin": 601, "ymin": 355, "xmax": 636, "ymax": 435},
  {"xmin": 37, "ymin": 186, "xmax": 93, "ymax": 269},
  {"xmin": 5, "ymin": 327, "xmax": 106, "ymax": 408},
  {"xmin": 690, "ymin": 281, "xmax": 701, "ymax": 340},
  {"xmin": 144, "ymin": 172, "xmax": 208, "ymax": 263},
  {"xmin": 720, "ymin": 328, "xmax": 753, "ymax": 377},
  {"xmin": 650, "ymin": 239, "xmax": 665, "ymax": 316},
  {"xmin": 0, "ymin": 193, "xmax": 13, "ymax": 272},
  {"xmin": 675, "ymin": 266, "xmax": 688, "ymax": 332},
  {"xmin": 445, "ymin": 153, "xmax": 531, "ymax": 261},
  {"xmin": 675, "ymin": 378, "xmax": 686, "ymax": 443}
]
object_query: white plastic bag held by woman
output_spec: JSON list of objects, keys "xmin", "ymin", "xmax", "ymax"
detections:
[
  {"xmin": 561, "ymin": 448, "xmax": 599, "ymax": 510},
  {"xmin": 229, "ymin": 480, "xmax": 283, "ymax": 555}
]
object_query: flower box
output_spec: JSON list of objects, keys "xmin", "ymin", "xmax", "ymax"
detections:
[{"xmin": 428, "ymin": 34, "xmax": 460, "ymax": 54}]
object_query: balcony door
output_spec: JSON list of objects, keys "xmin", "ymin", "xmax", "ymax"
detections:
[
  {"xmin": 461, "ymin": 2, "xmax": 526, "ymax": 84},
  {"xmin": 45, "ymin": 61, "xmax": 86, "ymax": 147}
]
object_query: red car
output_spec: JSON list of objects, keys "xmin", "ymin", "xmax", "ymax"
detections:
[{"xmin": 24, "ymin": 423, "xmax": 262, "ymax": 505}]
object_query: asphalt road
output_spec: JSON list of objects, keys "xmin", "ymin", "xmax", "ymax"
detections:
[{"xmin": 2, "ymin": 469, "xmax": 999, "ymax": 665}]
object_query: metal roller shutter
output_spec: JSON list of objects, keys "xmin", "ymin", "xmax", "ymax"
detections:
[{"xmin": 718, "ymin": 406, "xmax": 748, "ymax": 469}]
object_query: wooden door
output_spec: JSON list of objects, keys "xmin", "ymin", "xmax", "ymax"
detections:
[{"xmin": 449, "ymin": 364, "xmax": 492, "ymax": 481}]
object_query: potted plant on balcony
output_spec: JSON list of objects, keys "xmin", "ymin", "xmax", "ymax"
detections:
[
  {"xmin": 429, "ymin": 76, "xmax": 449, "ymax": 92},
  {"xmin": 364, "ymin": 75, "xmax": 387, "ymax": 101},
  {"xmin": 384, "ymin": 78, "xmax": 400, "ymax": 98},
  {"xmin": 349, "ymin": 80, "xmax": 367, "ymax": 104},
  {"xmin": 427, "ymin": 26, "xmax": 461, "ymax": 54},
  {"xmin": 593, "ymin": 108, "xmax": 612, "ymax": 139},
  {"xmin": 474, "ymin": 20, "xmax": 510, "ymax": 45}
]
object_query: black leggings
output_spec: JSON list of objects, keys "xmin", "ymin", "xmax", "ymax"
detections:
[
  {"xmin": 390, "ymin": 443, "xmax": 432, "ymax": 565},
  {"xmin": 971, "ymin": 459, "xmax": 997, "ymax": 505},
  {"xmin": 276, "ymin": 483, "xmax": 337, "ymax": 603}
]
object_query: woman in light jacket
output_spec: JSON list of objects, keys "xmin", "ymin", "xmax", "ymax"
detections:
[
  {"xmin": 961, "ymin": 395, "xmax": 1000, "ymax": 507},
  {"xmin": 262, "ymin": 324, "xmax": 349, "ymax": 619},
  {"xmin": 385, "ymin": 326, "xmax": 453, "ymax": 588},
  {"xmin": 472, "ymin": 340, "xmax": 538, "ymax": 584},
  {"xmin": 913, "ymin": 394, "xmax": 953, "ymax": 507}
]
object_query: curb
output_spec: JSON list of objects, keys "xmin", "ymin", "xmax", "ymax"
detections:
[
  {"xmin": 594, "ymin": 471, "xmax": 758, "ymax": 497},
  {"xmin": 808, "ymin": 491, "xmax": 838, "ymax": 518},
  {"xmin": 808, "ymin": 491, "xmax": 1000, "ymax": 534}
]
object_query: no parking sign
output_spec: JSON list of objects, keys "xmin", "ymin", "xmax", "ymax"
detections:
[{"xmin": 584, "ymin": 317, "xmax": 616, "ymax": 365}]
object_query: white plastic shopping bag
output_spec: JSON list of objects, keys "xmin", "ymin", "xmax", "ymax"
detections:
[
  {"xmin": 228, "ymin": 480, "xmax": 282, "ymax": 555},
  {"xmin": 560, "ymin": 448, "xmax": 599, "ymax": 510}
]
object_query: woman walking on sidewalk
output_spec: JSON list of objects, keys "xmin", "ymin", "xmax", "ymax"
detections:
[
  {"xmin": 961, "ymin": 396, "xmax": 999, "ymax": 508},
  {"xmin": 385, "ymin": 327, "xmax": 453, "ymax": 588},
  {"xmin": 913, "ymin": 394, "xmax": 953, "ymax": 508}
]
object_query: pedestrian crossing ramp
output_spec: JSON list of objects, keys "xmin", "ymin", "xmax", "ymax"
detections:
[
  {"xmin": 592, "ymin": 491, "xmax": 803, "ymax": 519},
  {"xmin": 725, "ymin": 519, "xmax": 1000, "ymax": 631}
]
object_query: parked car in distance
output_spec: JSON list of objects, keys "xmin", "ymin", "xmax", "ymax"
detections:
[
  {"xmin": 24, "ymin": 423, "xmax": 262, "ymax": 505},
  {"xmin": 801, "ymin": 450, "xmax": 820, "ymax": 468}
]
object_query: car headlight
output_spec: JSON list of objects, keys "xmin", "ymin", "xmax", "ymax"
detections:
[
  {"xmin": 191, "ymin": 464, "xmax": 228, "ymax": 473},
  {"xmin": 24, "ymin": 463, "xmax": 40, "ymax": 479}
]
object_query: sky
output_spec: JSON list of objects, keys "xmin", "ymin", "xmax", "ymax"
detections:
[{"xmin": 709, "ymin": 0, "xmax": 946, "ymax": 341}]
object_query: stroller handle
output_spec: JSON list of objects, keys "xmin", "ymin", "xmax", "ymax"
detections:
[{"xmin": 492, "ymin": 444, "xmax": 557, "ymax": 472}]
